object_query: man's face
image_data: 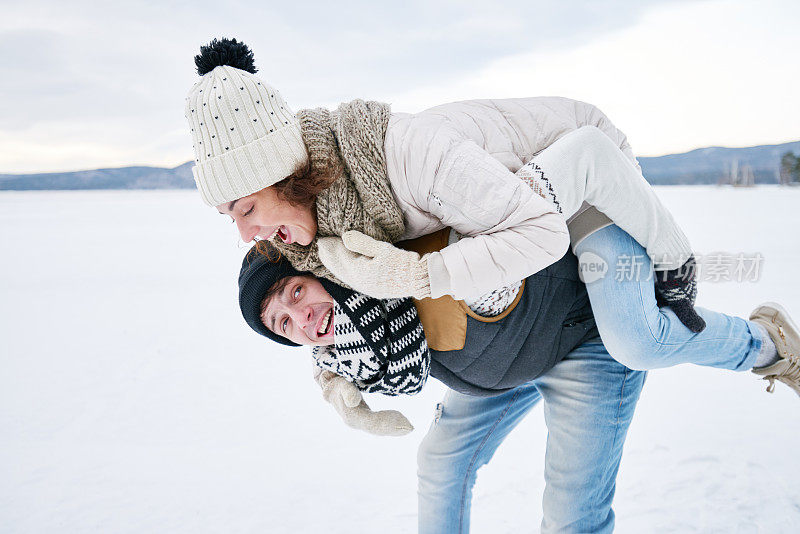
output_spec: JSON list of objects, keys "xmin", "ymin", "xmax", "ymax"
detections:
[{"xmin": 261, "ymin": 275, "xmax": 335, "ymax": 346}]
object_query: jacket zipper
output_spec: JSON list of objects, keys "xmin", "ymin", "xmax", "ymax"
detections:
[{"xmin": 430, "ymin": 192, "xmax": 487, "ymax": 227}]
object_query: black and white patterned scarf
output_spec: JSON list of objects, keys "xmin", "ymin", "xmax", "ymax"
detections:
[{"xmin": 312, "ymin": 280, "xmax": 429, "ymax": 396}]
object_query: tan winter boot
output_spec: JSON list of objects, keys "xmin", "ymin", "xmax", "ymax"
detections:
[{"xmin": 749, "ymin": 302, "xmax": 800, "ymax": 397}]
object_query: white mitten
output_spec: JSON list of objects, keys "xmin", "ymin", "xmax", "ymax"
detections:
[
  {"xmin": 317, "ymin": 230, "xmax": 432, "ymax": 299},
  {"xmin": 314, "ymin": 369, "xmax": 414, "ymax": 436}
]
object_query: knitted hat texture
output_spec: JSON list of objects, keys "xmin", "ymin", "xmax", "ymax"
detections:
[{"xmin": 185, "ymin": 42, "xmax": 308, "ymax": 206}]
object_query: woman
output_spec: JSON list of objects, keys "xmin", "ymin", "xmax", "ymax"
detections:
[
  {"xmin": 185, "ymin": 38, "xmax": 798, "ymax": 532},
  {"xmin": 186, "ymin": 38, "xmax": 795, "ymax": 390}
]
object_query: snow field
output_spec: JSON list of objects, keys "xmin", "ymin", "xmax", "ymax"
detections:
[{"xmin": 1, "ymin": 187, "xmax": 798, "ymax": 533}]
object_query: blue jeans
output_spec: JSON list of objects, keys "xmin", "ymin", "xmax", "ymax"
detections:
[
  {"xmin": 575, "ymin": 224, "xmax": 764, "ymax": 371},
  {"xmin": 417, "ymin": 339, "xmax": 646, "ymax": 534},
  {"xmin": 417, "ymin": 340, "xmax": 646, "ymax": 533},
  {"xmin": 417, "ymin": 225, "xmax": 767, "ymax": 533}
]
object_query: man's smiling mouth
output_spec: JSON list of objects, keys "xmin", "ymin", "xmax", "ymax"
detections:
[{"xmin": 317, "ymin": 308, "xmax": 332, "ymax": 336}]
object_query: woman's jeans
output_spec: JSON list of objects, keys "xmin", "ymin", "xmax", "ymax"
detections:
[
  {"xmin": 417, "ymin": 225, "xmax": 765, "ymax": 533},
  {"xmin": 576, "ymin": 224, "xmax": 764, "ymax": 372}
]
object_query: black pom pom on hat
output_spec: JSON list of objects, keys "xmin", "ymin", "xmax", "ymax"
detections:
[{"xmin": 195, "ymin": 37, "xmax": 257, "ymax": 76}]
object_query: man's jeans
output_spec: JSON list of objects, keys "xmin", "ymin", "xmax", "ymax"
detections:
[
  {"xmin": 417, "ymin": 225, "xmax": 765, "ymax": 533},
  {"xmin": 418, "ymin": 340, "xmax": 645, "ymax": 533}
]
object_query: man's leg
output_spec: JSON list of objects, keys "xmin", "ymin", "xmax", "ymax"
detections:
[
  {"xmin": 534, "ymin": 339, "xmax": 646, "ymax": 533},
  {"xmin": 417, "ymin": 384, "xmax": 542, "ymax": 534},
  {"xmin": 575, "ymin": 224, "xmax": 765, "ymax": 371}
]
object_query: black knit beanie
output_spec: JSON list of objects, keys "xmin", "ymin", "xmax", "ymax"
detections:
[{"xmin": 238, "ymin": 243, "xmax": 304, "ymax": 347}]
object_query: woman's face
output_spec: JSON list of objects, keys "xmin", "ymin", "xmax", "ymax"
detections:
[
  {"xmin": 216, "ymin": 186, "xmax": 317, "ymax": 245},
  {"xmin": 261, "ymin": 275, "xmax": 335, "ymax": 346}
]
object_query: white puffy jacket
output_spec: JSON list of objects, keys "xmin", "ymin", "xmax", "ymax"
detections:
[{"xmin": 383, "ymin": 96, "xmax": 689, "ymax": 299}]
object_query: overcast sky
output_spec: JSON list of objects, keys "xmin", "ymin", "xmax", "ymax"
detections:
[{"xmin": 1, "ymin": 0, "xmax": 798, "ymax": 173}]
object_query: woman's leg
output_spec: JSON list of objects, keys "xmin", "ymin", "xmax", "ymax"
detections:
[
  {"xmin": 521, "ymin": 125, "xmax": 691, "ymax": 270},
  {"xmin": 574, "ymin": 223, "xmax": 766, "ymax": 371},
  {"xmin": 534, "ymin": 339, "xmax": 646, "ymax": 533},
  {"xmin": 417, "ymin": 384, "xmax": 541, "ymax": 534}
]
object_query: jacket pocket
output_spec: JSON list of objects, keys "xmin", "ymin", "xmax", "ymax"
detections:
[{"xmin": 555, "ymin": 317, "xmax": 596, "ymax": 359}]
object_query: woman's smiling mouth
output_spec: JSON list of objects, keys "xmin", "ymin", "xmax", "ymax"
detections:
[{"xmin": 277, "ymin": 226, "xmax": 291, "ymax": 243}]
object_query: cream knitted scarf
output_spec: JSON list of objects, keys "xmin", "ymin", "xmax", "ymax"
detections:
[{"xmin": 270, "ymin": 99, "xmax": 404, "ymax": 287}]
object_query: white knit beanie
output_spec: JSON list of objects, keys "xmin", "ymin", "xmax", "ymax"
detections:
[{"xmin": 185, "ymin": 39, "xmax": 309, "ymax": 207}]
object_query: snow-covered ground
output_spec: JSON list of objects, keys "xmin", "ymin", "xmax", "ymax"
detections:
[{"xmin": 1, "ymin": 187, "xmax": 798, "ymax": 533}]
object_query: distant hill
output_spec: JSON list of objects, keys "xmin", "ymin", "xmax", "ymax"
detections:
[
  {"xmin": 638, "ymin": 140, "xmax": 800, "ymax": 185},
  {"xmin": 0, "ymin": 162, "xmax": 195, "ymax": 190},
  {"xmin": 1, "ymin": 140, "xmax": 798, "ymax": 190}
]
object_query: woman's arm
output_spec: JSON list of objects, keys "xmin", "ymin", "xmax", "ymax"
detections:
[
  {"xmin": 327, "ymin": 98, "xmax": 672, "ymax": 300},
  {"xmin": 323, "ymin": 116, "xmax": 570, "ymax": 301},
  {"xmin": 421, "ymin": 138, "xmax": 570, "ymax": 299}
]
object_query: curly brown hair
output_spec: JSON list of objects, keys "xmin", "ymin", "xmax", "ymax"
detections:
[{"xmin": 272, "ymin": 160, "xmax": 334, "ymax": 208}]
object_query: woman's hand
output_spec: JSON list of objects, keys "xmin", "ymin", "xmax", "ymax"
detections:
[
  {"xmin": 317, "ymin": 230, "xmax": 432, "ymax": 300},
  {"xmin": 654, "ymin": 255, "xmax": 706, "ymax": 333},
  {"xmin": 315, "ymin": 369, "xmax": 414, "ymax": 436}
]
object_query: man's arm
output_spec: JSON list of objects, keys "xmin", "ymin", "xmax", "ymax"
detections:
[{"xmin": 312, "ymin": 367, "xmax": 414, "ymax": 436}]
